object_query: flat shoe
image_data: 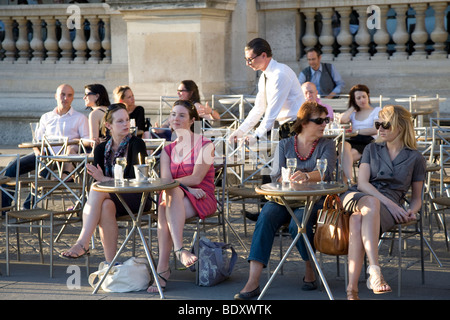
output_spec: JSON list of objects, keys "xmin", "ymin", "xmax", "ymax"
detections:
[
  {"xmin": 301, "ymin": 277, "xmax": 318, "ymax": 291},
  {"xmin": 234, "ymin": 286, "xmax": 260, "ymax": 300},
  {"xmin": 60, "ymin": 243, "xmax": 90, "ymax": 260}
]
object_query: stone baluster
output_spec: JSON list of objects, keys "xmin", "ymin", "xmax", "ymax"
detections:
[
  {"xmin": 353, "ymin": 6, "xmax": 371, "ymax": 60},
  {"xmin": 335, "ymin": 7, "xmax": 353, "ymax": 60},
  {"xmin": 29, "ymin": 17, "xmax": 44, "ymax": 63},
  {"xmin": 391, "ymin": 4, "xmax": 409, "ymax": 59},
  {"xmin": 410, "ymin": 3, "xmax": 428, "ymax": 58},
  {"xmin": 99, "ymin": 15, "xmax": 111, "ymax": 63},
  {"xmin": 86, "ymin": 17, "xmax": 102, "ymax": 63},
  {"xmin": 72, "ymin": 19, "xmax": 87, "ymax": 63},
  {"xmin": 429, "ymin": 2, "xmax": 448, "ymax": 59},
  {"xmin": 301, "ymin": 8, "xmax": 317, "ymax": 51},
  {"xmin": 14, "ymin": 17, "xmax": 30, "ymax": 63},
  {"xmin": 43, "ymin": 17, "xmax": 59, "ymax": 63},
  {"xmin": 57, "ymin": 16, "xmax": 73, "ymax": 62},
  {"xmin": 318, "ymin": 7, "xmax": 335, "ymax": 60},
  {"xmin": 1, "ymin": 18, "xmax": 16, "ymax": 63},
  {"xmin": 372, "ymin": 5, "xmax": 390, "ymax": 60}
]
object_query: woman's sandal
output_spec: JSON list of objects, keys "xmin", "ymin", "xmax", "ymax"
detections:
[
  {"xmin": 346, "ymin": 290, "xmax": 360, "ymax": 300},
  {"xmin": 60, "ymin": 243, "xmax": 90, "ymax": 260},
  {"xmin": 174, "ymin": 247, "xmax": 198, "ymax": 268},
  {"xmin": 366, "ymin": 265, "xmax": 392, "ymax": 294},
  {"xmin": 147, "ymin": 268, "xmax": 171, "ymax": 293}
]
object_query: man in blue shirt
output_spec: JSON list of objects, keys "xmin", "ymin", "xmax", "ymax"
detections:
[{"xmin": 298, "ymin": 48, "xmax": 344, "ymax": 99}]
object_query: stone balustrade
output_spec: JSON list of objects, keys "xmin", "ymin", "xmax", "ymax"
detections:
[
  {"xmin": 0, "ymin": 3, "xmax": 113, "ymax": 63},
  {"xmin": 297, "ymin": 1, "xmax": 449, "ymax": 60}
]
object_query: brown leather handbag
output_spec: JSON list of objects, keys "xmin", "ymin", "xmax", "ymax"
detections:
[{"xmin": 314, "ymin": 194, "xmax": 350, "ymax": 255}]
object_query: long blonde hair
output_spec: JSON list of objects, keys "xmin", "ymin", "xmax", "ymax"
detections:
[{"xmin": 376, "ymin": 105, "xmax": 417, "ymax": 150}]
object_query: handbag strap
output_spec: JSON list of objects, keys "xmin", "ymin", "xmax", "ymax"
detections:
[{"xmin": 213, "ymin": 244, "xmax": 237, "ymax": 277}]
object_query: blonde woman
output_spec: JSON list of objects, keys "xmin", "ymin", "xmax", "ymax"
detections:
[{"xmin": 340, "ymin": 105, "xmax": 426, "ymax": 300}]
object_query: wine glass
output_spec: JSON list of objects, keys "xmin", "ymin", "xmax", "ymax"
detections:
[
  {"xmin": 145, "ymin": 156, "xmax": 157, "ymax": 180},
  {"xmin": 116, "ymin": 157, "xmax": 127, "ymax": 173},
  {"xmin": 286, "ymin": 158, "xmax": 297, "ymax": 179},
  {"xmin": 316, "ymin": 159, "xmax": 327, "ymax": 184}
]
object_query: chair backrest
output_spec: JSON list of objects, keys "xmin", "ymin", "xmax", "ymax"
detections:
[
  {"xmin": 33, "ymin": 154, "xmax": 89, "ymax": 210},
  {"xmin": 429, "ymin": 118, "xmax": 450, "ymax": 163},
  {"xmin": 0, "ymin": 154, "xmax": 21, "ymax": 211},
  {"xmin": 159, "ymin": 96, "xmax": 178, "ymax": 125},
  {"xmin": 409, "ymin": 97, "xmax": 440, "ymax": 127},
  {"xmin": 78, "ymin": 138, "xmax": 96, "ymax": 154},
  {"xmin": 439, "ymin": 144, "xmax": 450, "ymax": 197}
]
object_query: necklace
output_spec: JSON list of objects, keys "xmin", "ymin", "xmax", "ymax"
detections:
[{"xmin": 294, "ymin": 135, "xmax": 318, "ymax": 161}]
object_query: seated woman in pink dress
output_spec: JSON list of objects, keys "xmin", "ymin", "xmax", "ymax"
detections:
[{"xmin": 148, "ymin": 100, "xmax": 216, "ymax": 293}]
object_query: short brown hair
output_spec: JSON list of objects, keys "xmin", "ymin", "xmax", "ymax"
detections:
[{"xmin": 291, "ymin": 101, "xmax": 328, "ymax": 134}]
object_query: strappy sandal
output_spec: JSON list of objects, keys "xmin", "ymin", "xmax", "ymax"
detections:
[
  {"xmin": 60, "ymin": 243, "xmax": 90, "ymax": 260},
  {"xmin": 147, "ymin": 268, "xmax": 170, "ymax": 293},
  {"xmin": 366, "ymin": 265, "xmax": 392, "ymax": 294},
  {"xmin": 346, "ymin": 290, "xmax": 360, "ymax": 300},
  {"xmin": 174, "ymin": 247, "xmax": 198, "ymax": 268}
]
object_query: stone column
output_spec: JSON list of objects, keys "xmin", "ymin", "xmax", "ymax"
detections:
[
  {"xmin": 111, "ymin": 0, "xmax": 237, "ymax": 109},
  {"xmin": 86, "ymin": 16, "xmax": 102, "ymax": 63},
  {"xmin": 391, "ymin": 4, "xmax": 409, "ymax": 59},
  {"xmin": 29, "ymin": 17, "xmax": 45, "ymax": 63},
  {"xmin": 301, "ymin": 8, "xmax": 317, "ymax": 52},
  {"xmin": 1, "ymin": 18, "xmax": 16, "ymax": 63},
  {"xmin": 14, "ymin": 17, "xmax": 30, "ymax": 63},
  {"xmin": 410, "ymin": 3, "xmax": 428, "ymax": 59},
  {"xmin": 335, "ymin": 7, "xmax": 353, "ymax": 60},
  {"xmin": 353, "ymin": 6, "xmax": 371, "ymax": 60},
  {"xmin": 318, "ymin": 7, "xmax": 335, "ymax": 61},
  {"xmin": 371, "ymin": 5, "xmax": 389, "ymax": 60},
  {"xmin": 429, "ymin": 2, "xmax": 448, "ymax": 59}
]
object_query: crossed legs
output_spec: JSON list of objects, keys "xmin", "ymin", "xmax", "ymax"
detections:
[{"xmin": 61, "ymin": 189, "xmax": 118, "ymax": 262}]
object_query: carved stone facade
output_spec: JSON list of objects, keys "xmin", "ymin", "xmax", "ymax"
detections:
[{"xmin": 0, "ymin": 0, "xmax": 449, "ymax": 144}]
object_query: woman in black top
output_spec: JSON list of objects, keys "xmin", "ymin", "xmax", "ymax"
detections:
[
  {"xmin": 61, "ymin": 103, "xmax": 149, "ymax": 263},
  {"xmin": 113, "ymin": 85, "xmax": 147, "ymax": 137}
]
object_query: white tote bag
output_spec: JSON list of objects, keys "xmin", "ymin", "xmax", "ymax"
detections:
[{"xmin": 88, "ymin": 257, "xmax": 151, "ymax": 292}]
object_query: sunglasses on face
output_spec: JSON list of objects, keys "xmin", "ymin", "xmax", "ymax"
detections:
[
  {"xmin": 375, "ymin": 121, "xmax": 391, "ymax": 130},
  {"xmin": 309, "ymin": 117, "xmax": 330, "ymax": 125}
]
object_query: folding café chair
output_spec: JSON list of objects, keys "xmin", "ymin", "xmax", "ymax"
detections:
[{"xmin": 5, "ymin": 154, "xmax": 89, "ymax": 277}]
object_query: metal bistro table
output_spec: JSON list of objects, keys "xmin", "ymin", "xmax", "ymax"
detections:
[
  {"xmin": 255, "ymin": 181, "xmax": 348, "ymax": 300},
  {"xmin": 90, "ymin": 178, "xmax": 179, "ymax": 298}
]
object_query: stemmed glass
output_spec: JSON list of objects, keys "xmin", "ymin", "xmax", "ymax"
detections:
[
  {"xmin": 286, "ymin": 158, "xmax": 297, "ymax": 179},
  {"xmin": 316, "ymin": 159, "xmax": 327, "ymax": 184},
  {"xmin": 145, "ymin": 156, "xmax": 157, "ymax": 181}
]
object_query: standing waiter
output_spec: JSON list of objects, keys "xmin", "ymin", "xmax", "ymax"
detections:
[{"xmin": 229, "ymin": 38, "xmax": 305, "ymax": 142}]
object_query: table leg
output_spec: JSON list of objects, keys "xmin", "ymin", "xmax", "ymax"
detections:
[
  {"xmin": 257, "ymin": 195, "xmax": 334, "ymax": 300},
  {"xmin": 92, "ymin": 192, "xmax": 165, "ymax": 298}
]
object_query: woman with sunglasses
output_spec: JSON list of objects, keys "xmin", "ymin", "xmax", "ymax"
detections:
[
  {"xmin": 341, "ymin": 105, "xmax": 426, "ymax": 300},
  {"xmin": 340, "ymin": 84, "xmax": 381, "ymax": 183},
  {"xmin": 61, "ymin": 103, "xmax": 150, "ymax": 262},
  {"xmin": 147, "ymin": 100, "xmax": 216, "ymax": 293},
  {"xmin": 234, "ymin": 101, "xmax": 336, "ymax": 300},
  {"xmin": 84, "ymin": 83, "xmax": 111, "ymax": 146}
]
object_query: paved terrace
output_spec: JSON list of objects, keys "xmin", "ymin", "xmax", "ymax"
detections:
[{"xmin": 0, "ymin": 145, "xmax": 449, "ymax": 306}]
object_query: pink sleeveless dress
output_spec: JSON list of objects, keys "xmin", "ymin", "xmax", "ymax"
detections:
[{"xmin": 163, "ymin": 136, "xmax": 216, "ymax": 219}]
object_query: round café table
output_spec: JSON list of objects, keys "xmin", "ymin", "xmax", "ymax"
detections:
[
  {"xmin": 90, "ymin": 178, "xmax": 179, "ymax": 298},
  {"xmin": 255, "ymin": 181, "xmax": 348, "ymax": 300}
]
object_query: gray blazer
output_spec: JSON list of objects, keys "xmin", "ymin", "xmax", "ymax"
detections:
[
  {"xmin": 271, "ymin": 136, "xmax": 336, "ymax": 182},
  {"xmin": 358, "ymin": 142, "xmax": 426, "ymax": 203}
]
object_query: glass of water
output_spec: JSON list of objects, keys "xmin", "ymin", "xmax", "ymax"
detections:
[
  {"xmin": 286, "ymin": 158, "xmax": 297, "ymax": 179},
  {"xmin": 316, "ymin": 159, "xmax": 327, "ymax": 184}
]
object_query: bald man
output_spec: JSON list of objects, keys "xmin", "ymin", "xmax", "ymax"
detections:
[{"xmin": 2, "ymin": 84, "xmax": 89, "ymax": 210}]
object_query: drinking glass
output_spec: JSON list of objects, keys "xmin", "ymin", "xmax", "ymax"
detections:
[
  {"xmin": 116, "ymin": 157, "xmax": 127, "ymax": 172},
  {"xmin": 316, "ymin": 159, "xmax": 327, "ymax": 184},
  {"xmin": 145, "ymin": 156, "xmax": 157, "ymax": 180},
  {"xmin": 286, "ymin": 158, "xmax": 297, "ymax": 179}
]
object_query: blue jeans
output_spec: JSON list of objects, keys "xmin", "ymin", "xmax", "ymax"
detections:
[
  {"xmin": 2, "ymin": 153, "xmax": 40, "ymax": 210},
  {"xmin": 247, "ymin": 199, "xmax": 323, "ymax": 266}
]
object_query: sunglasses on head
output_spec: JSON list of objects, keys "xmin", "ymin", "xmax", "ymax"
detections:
[
  {"xmin": 375, "ymin": 121, "xmax": 391, "ymax": 130},
  {"xmin": 309, "ymin": 117, "xmax": 330, "ymax": 125}
]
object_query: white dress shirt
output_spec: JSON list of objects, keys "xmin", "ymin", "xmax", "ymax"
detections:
[
  {"xmin": 36, "ymin": 106, "xmax": 90, "ymax": 141},
  {"xmin": 238, "ymin": 58, "xmax": 305, "ymax": 138}
]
